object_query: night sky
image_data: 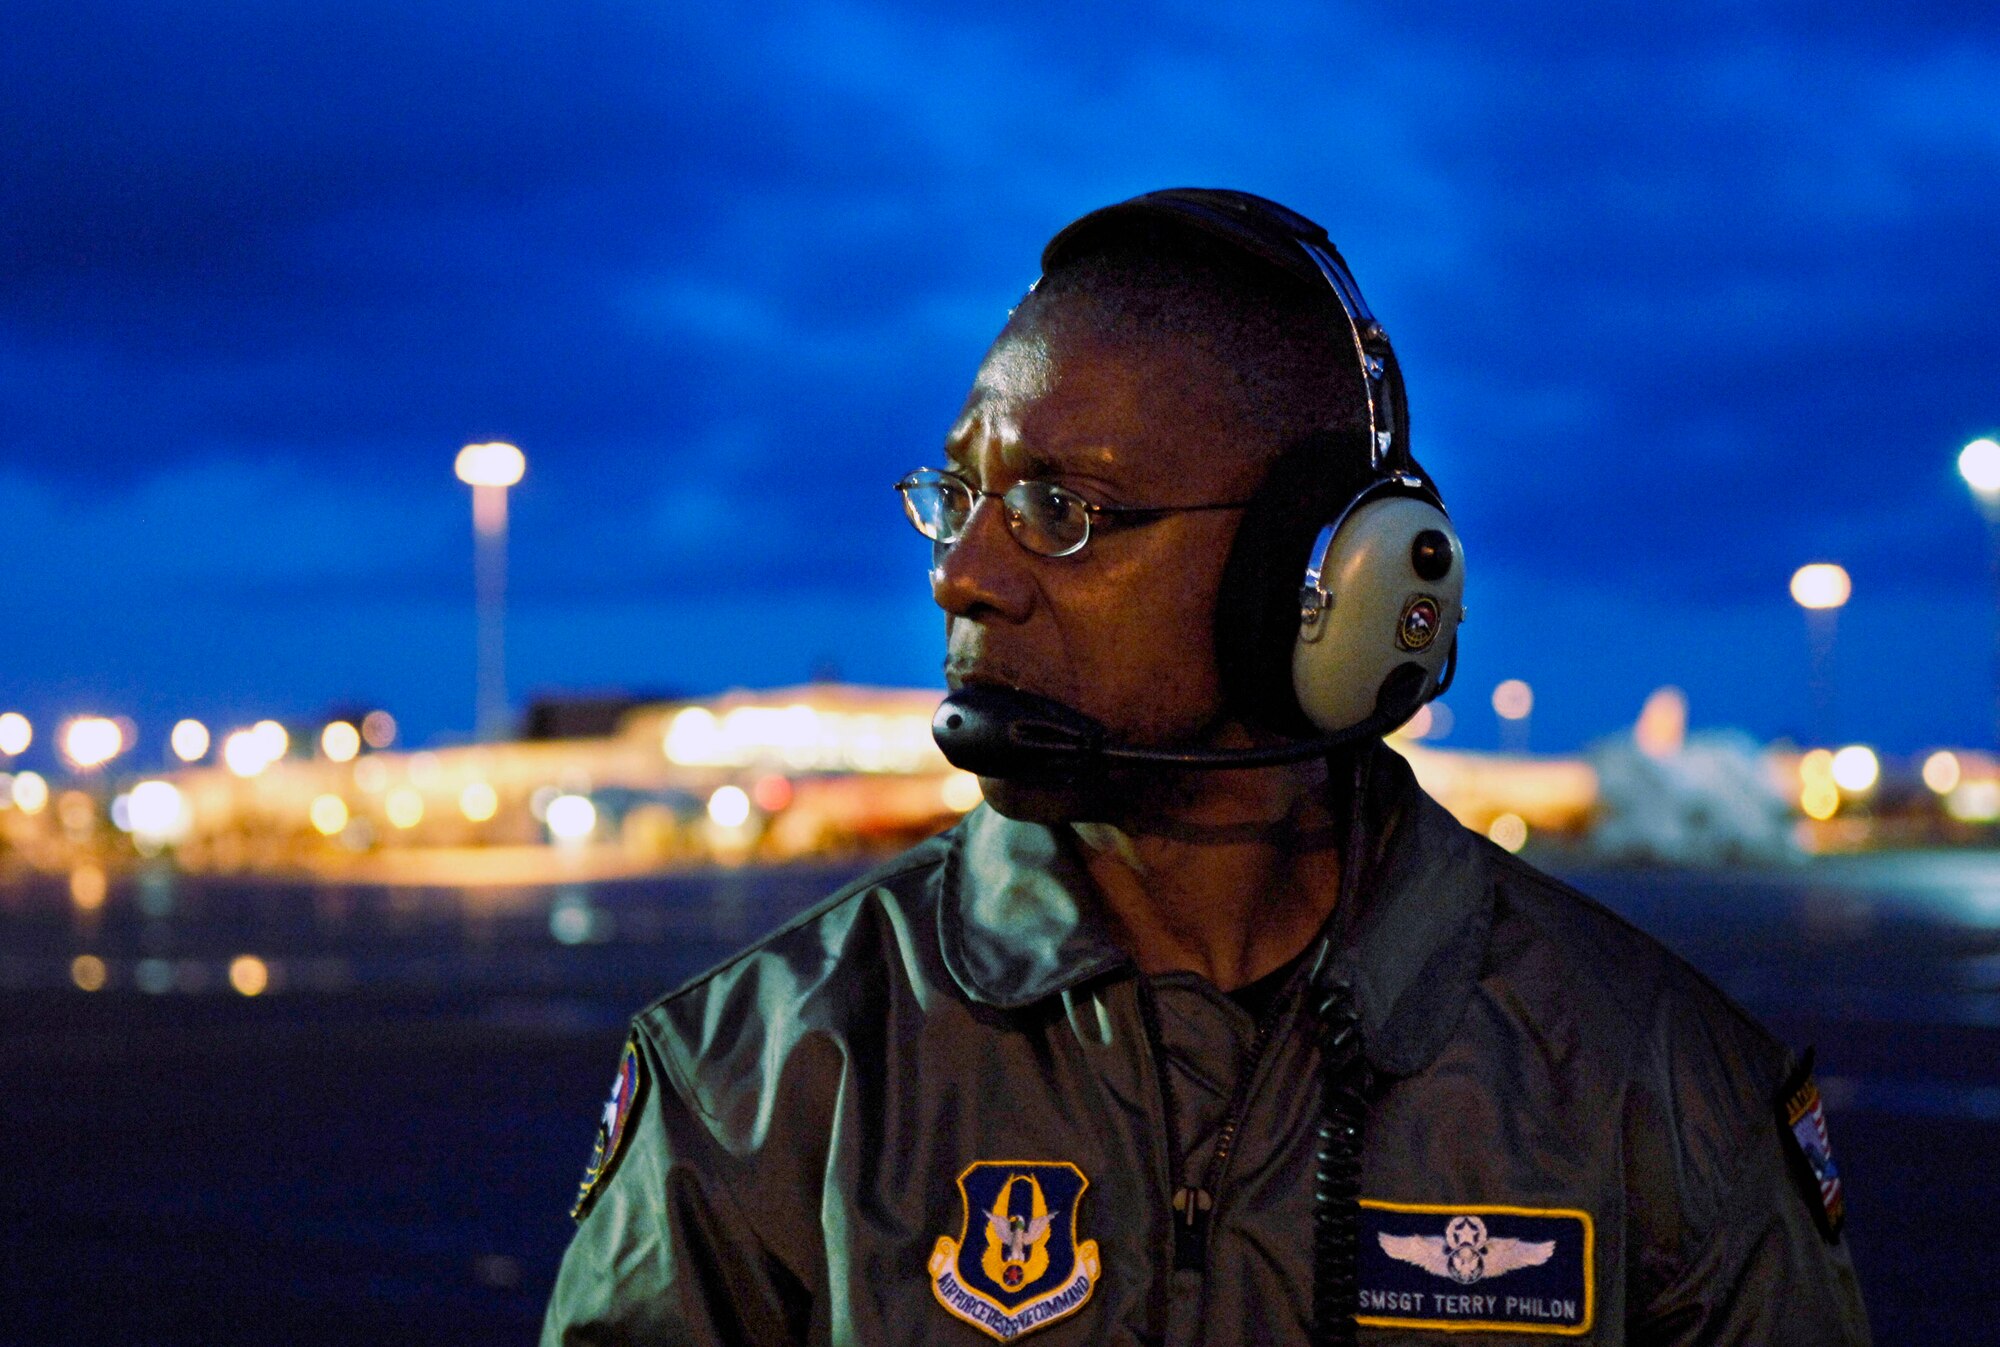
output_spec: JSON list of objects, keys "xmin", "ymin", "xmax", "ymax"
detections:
[{"xmin": 5, "ymin": 1, "xmax": 1997, "ymax": 762}]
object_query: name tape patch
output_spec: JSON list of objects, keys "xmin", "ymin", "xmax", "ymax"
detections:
[{"xmin": 1358, "ymin": 1200, "xmax": 1594, "ymax": 1335}]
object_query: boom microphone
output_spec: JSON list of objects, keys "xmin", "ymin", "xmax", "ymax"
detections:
[{"xmin": 932, "ymin": 670, "xmax": 1430, "ymax": 779}]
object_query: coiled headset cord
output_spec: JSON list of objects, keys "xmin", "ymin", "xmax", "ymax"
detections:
[
  {"xmin": 1309, "ymin": 981, "xmax": 1371, "ymax": 1347},
  {"xmin": 1308, "ymin": 749, "xmax": 1377, "ymax": 1347}
]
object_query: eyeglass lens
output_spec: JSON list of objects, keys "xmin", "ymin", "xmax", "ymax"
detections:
[{"xmin": 897, "ymin": 472, "xmax": 1092, "ymax": 558}]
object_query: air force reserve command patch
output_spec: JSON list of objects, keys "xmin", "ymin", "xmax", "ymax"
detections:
[
  {"xmin": 1357, "ymin": 1200, "xmax": 1594, "ymax": 1334},
  {"xmin": 1779, "ymin": 1050, "xmax": 1846, "ymax": 1241},
  {"xmin": 570, "ymin": 1034, "xmax": 646, "ymax": 1221},
  {"xmin": 928, "ymin": 1160, "xmax": 1100, "ymax": 1340}
]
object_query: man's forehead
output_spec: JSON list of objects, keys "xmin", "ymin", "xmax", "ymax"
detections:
[{"xmin": 950, "ymin": 321, "xmax": 1254, "ymax": 489}]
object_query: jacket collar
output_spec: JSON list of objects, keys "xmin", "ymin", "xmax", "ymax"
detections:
[{"xmin": 936, "ymin": 747, "xmax": 1494, "ymax": 1078}]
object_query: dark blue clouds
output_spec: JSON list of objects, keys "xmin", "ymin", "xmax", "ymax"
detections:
[{"xmin": 2, "ymin": 0, "xmax": 1996, "ymax": 752}]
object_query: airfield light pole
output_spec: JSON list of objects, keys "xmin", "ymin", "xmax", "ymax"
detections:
[
  {"xmin": 1790, "ymin": 563, "xmax": 1850, "ymax": 748},
  {"xmin": 454, "ymin": 441, "xmax": 526, "ymax": 743},
  {"xmin": 1959, "ymin": 437, "xmax": 2000, "ymax": 750}
]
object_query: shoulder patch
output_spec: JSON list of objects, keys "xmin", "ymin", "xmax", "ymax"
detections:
[
  {"xmin": 570, "ymin": 1034, "xmax": 647, "ymax": 1221},
  {"xmin": 928, "ymin": 1160, "xmax": 1100, "ymax": 1340},
  {"xmin": 1358, "ymin": 1200, "xmax": 1594, "ymax": 1335},
  {"xmin": 1777, "ymin": 1049, "xmax": 1845, "ymax": 1242}
]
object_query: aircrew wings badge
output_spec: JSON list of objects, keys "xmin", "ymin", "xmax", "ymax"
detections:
[
  {"xmin": 570, "ymin": 1034, "xmax": 646, "ymax": 1221},
  {"xmin": 929, "ymin": 1160, "xmax": 1100, "ymax": 1340}
]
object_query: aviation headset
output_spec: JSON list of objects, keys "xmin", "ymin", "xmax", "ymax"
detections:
[{"xmin": 933, "ymin": 188, "xmax": 1464, "ymax": 776}]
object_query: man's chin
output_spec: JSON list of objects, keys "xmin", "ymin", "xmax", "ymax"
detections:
[{"xmin": 977, "ymin": 774, "xmax": 1116, "ymax": 826}]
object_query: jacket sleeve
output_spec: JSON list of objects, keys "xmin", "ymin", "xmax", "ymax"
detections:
[
  {"xmin": 541, "ymin": 1026, "xmax": 807, "ymax": 1346},
  {"xmin": 1630, "ymin": 1116, "xmax": 1871, "ymax": 1345},
  {"xmin": 1622, "ymin": 989, "xmax": 1872, "ymax": 1347}
]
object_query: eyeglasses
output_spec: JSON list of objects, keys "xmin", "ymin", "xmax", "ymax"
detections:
[{"xmin": 894, "ymin": 467, "xmax": 1253, "ymax": 559}]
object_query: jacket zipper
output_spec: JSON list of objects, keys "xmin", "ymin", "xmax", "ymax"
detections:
[{"xmin": 1140, "ymin": 975, "xmax": 1300, "ymax": 1274}]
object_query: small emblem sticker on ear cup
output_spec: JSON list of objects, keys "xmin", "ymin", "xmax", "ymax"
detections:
[{"xmin": 1397, "ymin": 596, "xmax": 1442, "ymax": 651}]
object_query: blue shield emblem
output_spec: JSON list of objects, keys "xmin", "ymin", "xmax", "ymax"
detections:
[{"xmin": 928, "ymin": 1160, "xmax": 1100, "ymax": 1340}]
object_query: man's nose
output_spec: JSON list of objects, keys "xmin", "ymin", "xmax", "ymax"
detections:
[{"xmin": 930, "ymin": 496, "xmax": 1034, "ymax": 622}]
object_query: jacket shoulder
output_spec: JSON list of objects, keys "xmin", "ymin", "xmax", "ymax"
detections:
[
  {"xmin": 1483, "ymin": 845, "xmax": 1786, "ymax": 1071},
  {"xmin": 631, "ymin": 829, "xmax": 960, "ymax": 1137},
  {"xmin": 1480, "ymin": 848, "xmax": 1798, "ymax": 1245}
]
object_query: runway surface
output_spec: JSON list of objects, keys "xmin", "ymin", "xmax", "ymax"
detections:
[{"xmin": 2, "ymin": 850, "xmax": 1994, "ymax": 1344}]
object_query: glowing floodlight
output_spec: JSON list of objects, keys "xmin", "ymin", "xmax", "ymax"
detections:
[
  {"xmin": 1789, "ymin": 564, "xmax": 1851, "ymax": 611},
  {"xmin": 454, "ymin": 441, "xmax": 526, "ymax": 488},
  {"xmin": 1959, "ymin": 438, "xmax": 2000, "ymax": 496}
]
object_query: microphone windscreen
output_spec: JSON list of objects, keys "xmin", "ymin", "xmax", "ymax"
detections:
[{"xmin": 932, "ymin": 687, "xmax": 1107, "ymax": 778}]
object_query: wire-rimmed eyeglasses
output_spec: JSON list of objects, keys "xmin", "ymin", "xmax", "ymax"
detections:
[{"xmin": 894, "ymin": 468, "xmax": 1253, "ymax": 559}]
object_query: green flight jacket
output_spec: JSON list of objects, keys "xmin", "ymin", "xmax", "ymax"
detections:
[{"xmin": 543, "ymin": 748, "xmax": 1869, "ymax": 1344}]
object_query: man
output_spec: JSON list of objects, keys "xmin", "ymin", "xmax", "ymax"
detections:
[{"xmin": 542, "ymin": 190, "xmax": 1870, "ymax": 1344}]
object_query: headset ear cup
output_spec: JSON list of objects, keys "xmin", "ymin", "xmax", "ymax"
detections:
[
  {"xmin": 1291, "ymin": 495, "xmax": 1463, "ymax": 735},
  {"xmin": 1216, "ymin": 428, "xmax": 1378, "ymax": 738}
]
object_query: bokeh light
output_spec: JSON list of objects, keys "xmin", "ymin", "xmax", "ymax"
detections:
[
  {"xmin": 1959, "ymin": 437, "xmax": 2000, "ymax": 495},
  {"xmin": 1946, "ymin": 780, "xmax": 2000, "ymax": 823},
  {"xmin": 1831, "ymin": 745, "xmax": 1880, "ymax": 793},
  {"xmin": 1487, "ymin": 813, "xmax": 1529, "ymax": 852},
  {"xmin": 309, "ymin": 794, "xmax": 350, "ymax": 836},
  {"xmin": 1801, "ymin": 781, "xmax": 1841, "ymax": 820},
  {"xmin": 707, "ymin": 784, "xmax": 751, "ymax": 828},
  {"xmin": 11, "ymin": 771, "xmax": 49, "ymax": 814},
  {"xmin": 459, "ymin": 780, "xmax": 499, "ymax": 822},
  {"xmin": 1923, "ymin": 751, "xmax": 1962, "ymax": 795},
  {"xmin": 127, "ymin": 780, "xmax": 189, "ymax": 845},
  {"xmin": 455, "ymin": 441, "xmax": 526, "ymax": 487},
  {"xmin": 251, "ymin": 720, "xmax": 288, "ymax": 763},
  {"xmin": 62, "ymin": 716, "xmax": 123, "ymax": 769},
  {"xmin": 223, "ymin": 730, "xmax": 271, "ymax": 777},
  {"xmin": 1789, "ymin": 563, "xmax": 1851, "ymax": 611},
  {"xmin": 0, "ymin": 712, "xmax": 31, "ymax": 756},
  {"xmin": 545, "ymin": 793, "xmax": 597, "ymax": 842},
  {"xmin": 229, "ymin": 955, "xmax": 270, "ymax": 997},
  {"xmin": 170, "ymin": 718, "xmax": 211, "ymax": 762},
  {"xmin": 384, "ymin": 787, "xmax": 425, "ymax": 830},
  {"xmin": 1491, "ymin": 680, "xmax": 1534, "ymax": 722},
  {"xmin": 361, "ymin": 710, "xmax": 397, "ymax": 748},
  {"xmin": 70, "ymin": 865, "xmax": 108, "ymax": 911},
  {"xmin": 71, "ymin": 954, "xmax": 108, "ymax": 992},
  {"xmin": 320, "ymin": 721, "xmax": 361, "ymax": 763}
]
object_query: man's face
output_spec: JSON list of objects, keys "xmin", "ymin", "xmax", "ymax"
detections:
[{"xmin": 934, "ymin": 304, "xmax": 1269, "ymax": 815}]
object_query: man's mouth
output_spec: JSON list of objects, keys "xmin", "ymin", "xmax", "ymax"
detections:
[{"xmin": 943, "ymin": 662, "xmax": 1021, "ymax": 694}]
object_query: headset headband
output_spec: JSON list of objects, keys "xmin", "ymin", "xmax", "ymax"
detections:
[{"xmin": 1039, "ymin": 187, "xmax": 1416, "ymax": 480}]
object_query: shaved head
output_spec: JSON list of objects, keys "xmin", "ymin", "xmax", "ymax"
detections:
[{"xmin": 1008, "ymin": 218, "xmax": 1369, "ymax": 469}]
